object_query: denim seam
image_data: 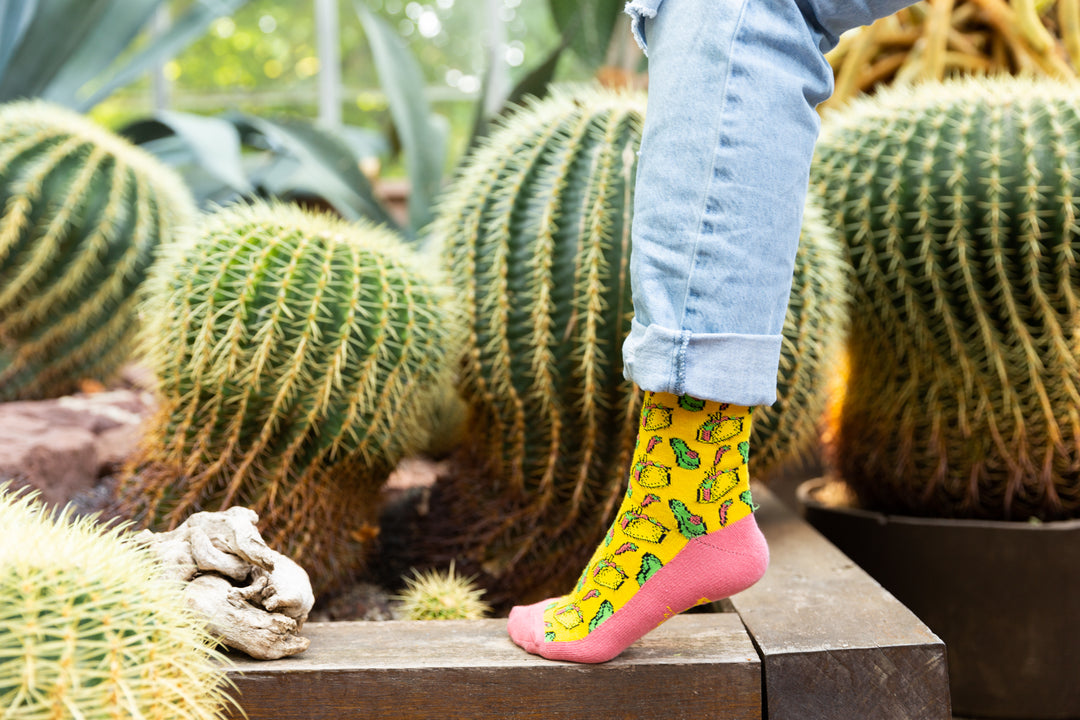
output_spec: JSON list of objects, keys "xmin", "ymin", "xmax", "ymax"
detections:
[
  {"xmin": 677, "ymin": 0, "xmax": 751, "ymax": 333},
  {"xmin": 674, "ymin": 330, "xmax": 691, "ymax": 394}
]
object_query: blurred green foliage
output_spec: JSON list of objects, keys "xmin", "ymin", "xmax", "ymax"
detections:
[{"xmin": 97, "ymin": 1, "xmax": 584, "ymax": 143}]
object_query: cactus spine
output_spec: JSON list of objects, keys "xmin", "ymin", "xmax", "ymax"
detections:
[
  {"xmin": 0, "ymin": 101, "xmax": 195, "ymax": 400},
  {"xmin": 0, "ymin": 485, "xmax": 232, "ymax": 719},
  {"xmin": 118, "ymin": 202, "xmax": 462, "ymax": 592},
  {"xmin": 812, "ymin": 77, "xmax": 1080, "ymax": 520}
]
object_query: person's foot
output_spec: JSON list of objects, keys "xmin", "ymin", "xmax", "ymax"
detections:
[{"xmin": 507, "ymin": 391, "xmax": 769, "ymax": 663}]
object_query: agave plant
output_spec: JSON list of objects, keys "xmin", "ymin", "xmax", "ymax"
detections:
[{"xmin": 0, "ymin": 0, "xmax": 248, "ymax": 110}]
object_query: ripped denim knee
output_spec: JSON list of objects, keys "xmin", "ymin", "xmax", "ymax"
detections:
[{"xmin": 624, "ymin": 0, "xmax": 664, "ymax": 55}]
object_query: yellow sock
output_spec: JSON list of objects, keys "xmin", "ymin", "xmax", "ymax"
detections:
[{"xmin": 543, "ymin": 391, "xmax": 757, "ymax": 642}]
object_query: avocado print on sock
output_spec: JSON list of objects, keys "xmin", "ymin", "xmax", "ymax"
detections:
[
  {"xmin": 637, "ymin": 552, "xmax": 663, "ymax": 586},
  {"xmin": 738, "ymin": 440, "xmax": 750, "ymax": 465},
  {"xmin": 669, "ymin": 498, "xmax": 708, "ymax": 539},
  {"xmin": 589, "ymin": 600, "xmax": 615, "ymax": 631},
  {"xmin": 678, "ymin": 395, "xmax": 706, "ymax": 411},
  {"xmin": 740, "ymin": 488, "xmax": 759, "ymax": 511},
  {"xmin": 697, "ymin": 412, "xmax": 743, "ymax": 444},
  {"xmin": 669, "ymin": 437, "xmax": 700, "ymax": 469}
]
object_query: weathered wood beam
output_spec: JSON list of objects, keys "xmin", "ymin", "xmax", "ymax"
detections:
[
  {"xmin": 223, "ymin": 613, "xmax": 761, "ymax": 720},
  {"xmin": 730, "ymin": 485, "xmax": 952, "ymax": 720}
]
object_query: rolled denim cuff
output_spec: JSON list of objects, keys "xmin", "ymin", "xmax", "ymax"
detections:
[
  {"xmin": 625, "ymin": 0, "xmax": 664, "ymax": 55},
  {"xmin": 622, "ymin": 318, "xmax": 782, "ymax": 406}
]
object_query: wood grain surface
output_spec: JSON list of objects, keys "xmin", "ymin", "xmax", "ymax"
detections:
[{"xmin": 224, "ymin": 614, "xmax": 761, "ymax": 719}]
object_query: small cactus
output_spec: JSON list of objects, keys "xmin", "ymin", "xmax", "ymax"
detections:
[
  {"xmin": 117, "ymin": 202, "xmax": 462, "ymax": 592},
  {"xmin": 813, "ymin": 76, "xmax": 1080, "ymax": 520},
  {"xmin": 0, "ymin": 100, "xmax": 195, "ymax": 400},
  {"xmin": 395, "ymin": 563, "xmax": 491, "ymax": 620},
  {"xmin": 0, "ymin": 484, "xmax": 232, "ymax": 719}
]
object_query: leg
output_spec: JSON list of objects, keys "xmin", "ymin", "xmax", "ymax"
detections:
[
  {"xmin": 622, "ymin": 0, "xmax": 914, "ymax": 407},
  {"xmin": 508, "ymin": 0, "xmax": 914, "ymax": 664}
]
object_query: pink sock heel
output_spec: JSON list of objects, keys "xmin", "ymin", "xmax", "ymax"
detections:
[{"xmin": 508, "ymin": 513, "xmax": 769, "ymax": 663}]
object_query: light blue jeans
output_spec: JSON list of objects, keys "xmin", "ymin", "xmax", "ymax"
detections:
[{"xmin": 622, "ymin": 0, "xmax": 913, "ymax": 406}]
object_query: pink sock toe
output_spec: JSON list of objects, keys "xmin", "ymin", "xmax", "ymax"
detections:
[{"xmin": 507, "ymin": 598, "xmax": 552, "ymax": 654}]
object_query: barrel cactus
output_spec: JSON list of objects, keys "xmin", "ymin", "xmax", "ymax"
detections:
[
  {"xmin": 430, "ymin": 89, "xmax": 644, "ymax": 601},
  {"xmin": 117, "ymin": 202, "xmax": 462, "ymax": 592},
  {"xmin": 813, "ymin": 76, "xmax": 1080, "ymax": 520},
  {"xmin": 430, "ymin": 88, "xmax": 844, "ymax": 602},
  {"xmin": 0, "ymin": 485, "xmax": 232, "ymax": 719},
  {"xmin": 0, "ymin": 100, "xmax": 195, "ymax": 400}
]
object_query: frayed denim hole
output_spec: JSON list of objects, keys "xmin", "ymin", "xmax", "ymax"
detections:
[{"xmin": 625, "ymin": 1, "xmax": 659, "ymax": 55}]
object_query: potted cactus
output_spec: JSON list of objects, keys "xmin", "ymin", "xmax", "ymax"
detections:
[{"xmin": 805, "ymin": 76, "xmax": 1080, "ymax": 719}]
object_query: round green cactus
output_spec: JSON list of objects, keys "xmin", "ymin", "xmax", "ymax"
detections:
[
  {"xmin": 395, "ymin": 563, "xmax": 491, "ymax": 620},
  {"xmin": 0, "ymin": 485, "xmax": 232, "ymax": 719},
  {"xmin": 812, "ymin": 76, "xmax": 1080, "ymax": 520},
  {"xmin": 0, "ymin": 100, "xmax": 195, "ymax": 400},
  {"xmin": 118, "ymin": 202, "xmax": 462, "ymax": 591}
]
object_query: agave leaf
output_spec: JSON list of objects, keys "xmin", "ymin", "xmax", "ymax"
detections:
[
  {"xmin": 548, "ymin": 0, "xmax": 621, "ymax": 67},
  {"xmin": 75, "ymin": 0, "xmax": 249, "ymax": 111},
  {"xmin": 468, "ymin": 40, "xmax": 567, "ymax": 151},
  {"xmin": 42, "ymin": 0, "xmax": 162, "ymax": 108},
  {"xmin": 123, "ymin": 111, "xmax": 253, "ymax": 194},
  {"xmin": 0, "ymin": 0, "xmax": 113, "ymax": 101},
  {"xmin": 235, "ymin": 114, "xmax": 401, "ymax": 230},
  {"xmin": 355, "ymin": 0, "xmax": 447, "ymax": 234},
  {"xmin": 0, "ymin": 0, "xmax": 38, "ymax": 80}
]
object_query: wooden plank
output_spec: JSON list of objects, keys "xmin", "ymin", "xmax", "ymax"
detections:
[
  {"xmin": 732, "ymin": 484, "xmax": 951, "ymax": 720},
  {"xmin": 223, "ymin": 614, "xmax": 761, "ymax": 720}
]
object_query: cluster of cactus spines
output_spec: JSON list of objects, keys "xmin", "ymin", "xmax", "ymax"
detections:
[
  {"xmin": 395, "ymin": 563, "xmax": 491, "ymax": 620},
  {"xmin": 117, "ymin": 202, "xmax": 462, "ymax": 591},
  {"xmin": 433, "ymin": 88, "xmax": 645, "ymax": 600},
  {"xmin": 812, "ymin": 76, "xmax": 1080, "ymax": 520},
  {"xmin": 0, "ymin": 484, "xmax": 233, "ymax": 719},
  {"xmin": 751, "ymin": 199, "xmax": 847, "ymax": 477},
  {"xmin": 0, "ymin": 100, "xmax": 195, "ymax": 400}
]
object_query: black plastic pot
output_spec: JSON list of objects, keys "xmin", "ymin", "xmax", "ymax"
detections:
[{"xmin": 798, "ymin": 477, "xmax": 1080, "ymax": 720}]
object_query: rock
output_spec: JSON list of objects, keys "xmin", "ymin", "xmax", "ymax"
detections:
[{"xmin": 0, "ymin": 390, "xmax": 154, "ymax": 507}]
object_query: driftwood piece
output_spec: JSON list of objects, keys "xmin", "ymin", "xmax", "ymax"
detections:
[{"xmin": 138, "ymin": 507, "xmax": 315, "ymax": 659}]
